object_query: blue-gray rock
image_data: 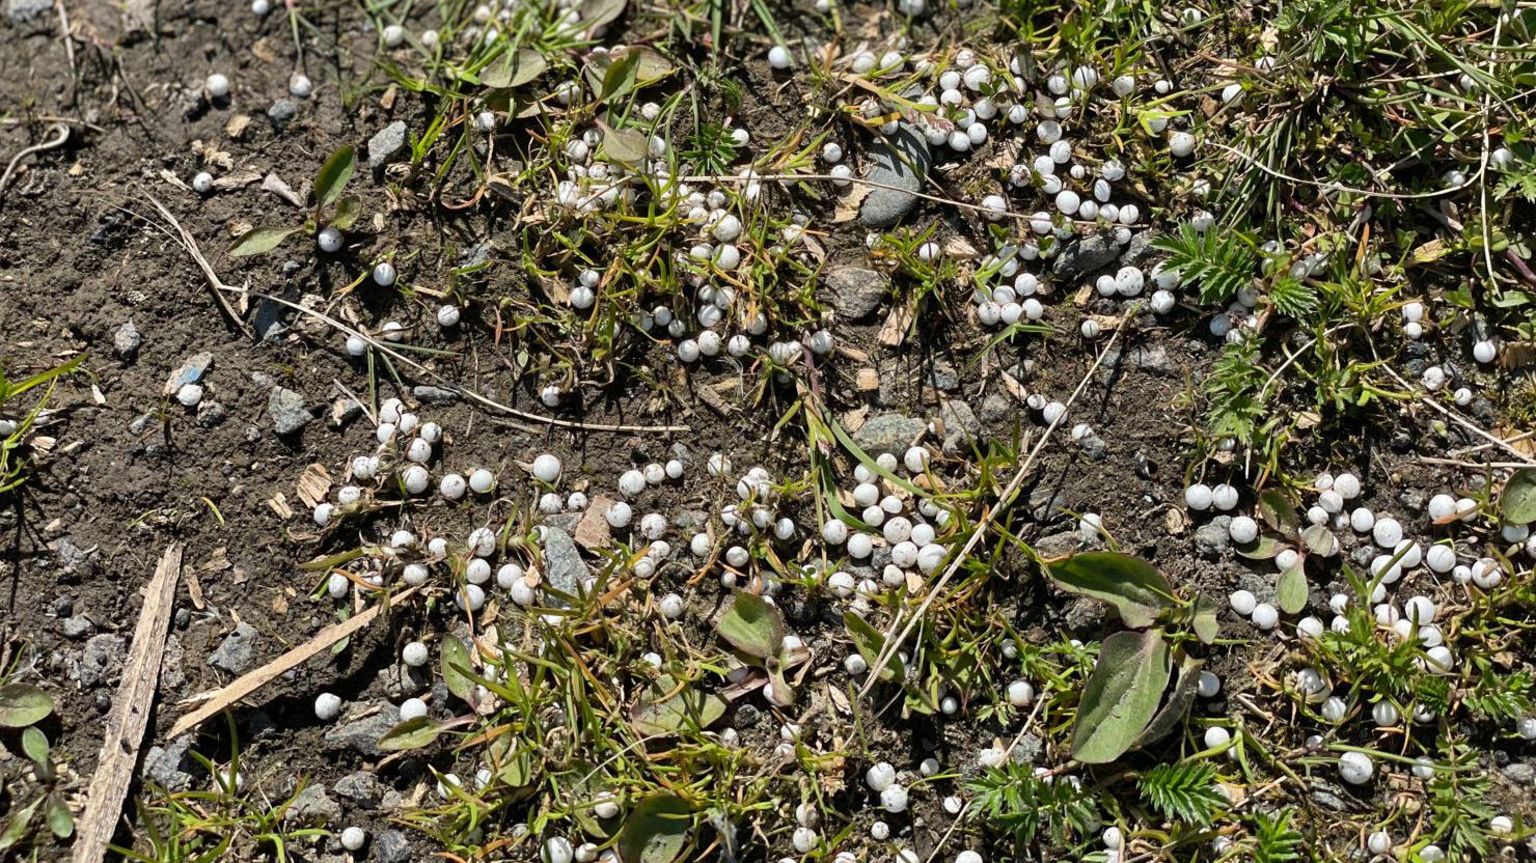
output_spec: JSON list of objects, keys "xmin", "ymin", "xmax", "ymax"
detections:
[
  {"xmin": 287, "ymin": 784, "xmax": 342, "ymax": 822},
  {"xmin": 208, "ymin": 622, "xmax": 259, "ymax": 675},
  {"xmin": 1194, "ymin": 516, "xmax": 1232, "ymax": 559},
  {"xmin": 145, "ymin": 736, "xmax": 196, "ymax": 791},
  {"xmin": 268, "ymin": 99, "xmax": 298, "ymax": 127},
  {"xmin": 939, "ymin": 399, "xmax": 980, "ymax": 455},
  {"xmin": 334, "ymin": 772, "xmax": 386, "ymax": 809},
  {"xmin": 1052, "ymin": 231, "xmax": 1120, "ymax": 281},
  {"xmin": 268, "ymin": 387, "xmax": 311, "ymax": 435},
  {"xmin": 78, "ymin": 633, "xmax": 125, "ymax": 688},
  {"xmin": 819, "ymin": 266, "xmax": 889, "ymax": 319},
  {"xmin": 858, "ymin": 124, "xmax": 931, "ymax": 228},
  {"xmin": 412, "ymin": 385, "xmax": 459, "ymax": 405},
  {"xmin": 6, "ymin": 0, "xmax": 51, "ymax": 23},
  {"xmin": 63, "ymin": 616, "xmax": 94, "ymax": 639},
  {"xmin": 851, "ymin": 413, "xmax": 926, "ymax": 456},
  {"xmin": 368, "ymin": 121, "xmax": 409, "ymax": 169},
  {"xmin": 541, "ymin": 527, "xmax": 585, "ymax": 595}
]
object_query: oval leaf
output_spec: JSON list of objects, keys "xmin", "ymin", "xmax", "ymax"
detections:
[
  {"xmin": 1234, "ymin": 535, "xmax": 1284, "ymax": 560},
  {"xmin": 1072, "ymin": 629, "xmax": 1172, "ymax": 764},
  {"xmin": 1133, "ymin": 652, "xmax": 1203, "ymax": 747},
  {"xmin": 843, "ymin": 611, "xmax": 903, "ymax": 682},
  {"xmin": 578, "ymin": 0, "xmax": 626, "ymax": 30},
  {"xmin": 21, "ymin": 727, "xmax": 48, "ymax": 768},
  {"xmin": 229, "ymin": 225, "xmax": 299, "ymax": 257},
  {"xmin": 1276, "ymin": 563, "xmax": 1308, "ymax": 614},
  {"xmin": 618, "ymin": 793, "xmax": 691, "ymax": 863},
  {"xmin": 714, "ymin": 592, "xmax": 784, "ymax": 660},
  {"xmin": 1046, "ymin": 552, "xmax": 1174, "ymax": 628},
  {"xmin": 632, "ymin": 685, "xmax": 727, "ymax": 737},
  {"xmin": 1257, "ymin": 488, "xmax": 1300, "ymax": 539},
  {"xmin": 1500, "ymin": 468, "xmax": 1536, "ymax": 525},
  {"xmin": 0, "ymin": 684, "xmax": 53, "ymax": 728},
  {"xmin": 482, "ymin": 48, "xmax": 547, "ymax": 88},
  {"xmin": 601, "ymin": 127, "xmax": 650, "ymax": 167},
  {"xmin": 441, "ymin": 637, "xmax": 476, "ymax": 703},
  {"xmin": 314, "ymin": 145, "xmax": 357, "ymax": 209},
  {"xmin": 1191, "ymin": 596, "xmax": 1220, "ymax": 645},
  {"xmin": 1301, "ymin": 524, "xmax": 1336, "ymax": 557},
  {"xmin": 378, "ymin": 717, "xmax": 444, "ymax": 751}
]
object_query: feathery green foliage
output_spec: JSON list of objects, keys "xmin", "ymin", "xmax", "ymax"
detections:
[
  {"xmin": 1137, "ymin": 761, "xmax": 1226, "ymax": 827},
  {"xmin": 1153, "ymin": 225, "xmax": 1259, "ymax": 306}
]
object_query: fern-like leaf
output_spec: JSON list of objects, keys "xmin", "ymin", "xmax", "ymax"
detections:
[
  {"xmin": 1267, "ymin": 275, "xmax": 1319, "ymax": 319},
  {"xmin": 1138, "ymin": 761, "xmax": 1225, "ymax": 826},
  {"xmin": 1250, "ymin": 809, "xmax": 1303, "ymax": 863},
  {"xmin": 966, "ymin": 761, "xmax": 1101, "ymax": 848},
  {"xmin": 1152, "ymin": 224, "xmax": 1260, "ymax": 305}
]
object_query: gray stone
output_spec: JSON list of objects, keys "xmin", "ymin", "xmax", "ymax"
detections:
[
  {"xmin": 160, "ymin": 634, "xmax": 185, "ymax": 690},
  {"xmin": 377, "ymin": 661, "xmax": 431, "ymax": 700},
  {"xmin": 979, "ymin": 394, "xmax": 1013, "ymax": 426},
  {"xmin": 324, "ymin": 705, "xmax": 400, "ymax": 756},
  {"xmin": 145, "ymin": 736, "xmax": 196, "ymax": 791},
  {"xmin": 412, "ymin": 385, "xmax": 459, "ymax": 405},
  {"xmin": 851, "ymin": 413, "xmax": 926, "ymax": 456},
  {"xmin": 208, "ymin": 622, "xmax": 259, "ymax": 675},
  {"xmin": 62, "ymin": 616, "xmax": 94, "ymax": 639},
  {"xmin": 334, "ymin": 772, "xmax": 386, "ymax": 808},
  {"xmin": 939, "ymin": 400, "xmax": 981, "ymax": 455},
  {"xmin": 1129, "ymin": 344, "xmax": 1176, "ymax": 374},
  {"xmin": 858, "ymin": 124, "xmax": 931, "ymax": 228},
  {"xmin": 1051, "ymin": 231, "xmax": 1120, "ymax": 281},
  {"xmin": 6, "ymin": 0, "xmax": 50, "ymax": 22},
  {"xmin": 1032, "ymin": 530, "xmax": 1079, "ymax": 559},
  {"xmin": 1194, "ymin": 516, "xmax": 1233, "ymax": 559},
  {"xmin": 1118, "ymin": 230, "xmax": 1157, "ymax": 267},
  {"xmin": 819, "ymin": 267, "xmax": 889, "ymax": 320},
  {"xmin": 1028, "ymin": 487, "xmax": 1066, "ymax": 522},
  {"xmin": 368, "ymin": 121, "xmax": 409, "ymax": 169},
  {"xmin": 196, "ymin": 401, "xmax": 228, "ymax": 428},
  {"xmin": 541, "ymin": 527, "xmax": 586, "ymax": 595},
  {"xmin": 267, "ymin": 99, "xmax": 297, "ymax": 127},
  {"xmin": 374, "ymin": 829, "xmax": 412, "ymax": 863},
  {"xmin": 1009, "ymin": 733, "xmax": 1043, "ymax": 764},
  {"xmin": 1503, "ymin": 762, "xmax": 1535, "ymax": 785},
  {"xmin": 78, "ymin": 633, "xmax": 125, "ymax": 688},
  {"xmin": 1309, "ymin": 788, "xmax": 1351, "ymax": 812},
  {"xmin": 926, "ymin": 360, "xmax": 959, "ymax": 392},
  {"xmin": 114, "ymin": 321, "xmax": 141, "ymax": 360},
  {"xmin": 268, "ymin": 387, "xmax": 311, "ymax": 435},
  {"xmin": 55, "ymin": 536, "xmax": 99, "ymax": 577},
  {"xmin": 287, "ymin": 784, "xmax": 342, "ymax": 822}
]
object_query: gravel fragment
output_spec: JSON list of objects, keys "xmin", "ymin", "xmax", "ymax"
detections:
[
  {"xmin": 145, "ymin": 736, "xmax": 196, "ymax": 791},
  {"xmin": 334, "ymin": 772, "xmax": 386, "ymax": 809},
  {"xmin": 78, "ymin": 633, "xmax": 126, "ymax": 688},
  {"xmin": 1051, "ymin": 231, "xmax": 1120, "ymax": 281},
  {"xmin": 374, "ymin": 829, "xmax": 412, "ymax": 863},
  {"xmin": 412, "ymin": 385, "xmax": 459, "ymax": 405},
  {"xmin": 1194, "ymin": 516, "xmax": 1233, "ymax": 559},
  {"xmin": 819, "ymin": 266, "xmax": 889, "ymax": 320},
  {"xmin": 851, "ymin": 413, "xmax": 926, "ymax": 456},
  {"xmin": 113, "ymin": 320, "xmax": 141, "ymax": 360},
  {"xmin": 541, "ymin": 527, "xmax": 586, "ymax": 596},
  {"xmin": 859, "ymin": 124, "xmax": 930, "ymax": 228},
  {"xmin": 208, "ymin": 621, "xmax": 259, "ymax": 675},
  {"xmin": 324, "ymin": 704, "xmax": 401, "ymax": 756},
  {"xmin": 268, "ymin": 387, "xmax": 312, "ymax": 435},
  {"xmin": 62, "ymin": 615, "xmax": 94, "ymax": 639},
  {"xmin": 368, "ymin": 121, "xmax": 409, "ymax": 169},
  {"xmin": 6, "ymin": 0, "xmax": 51, "ymax": 23},
  {"xmin": 939, "ymin": 399, "xmax": 981, "ymax": 455},
  {"xmin": 287, "ymin": 784, "xmax": 343, "ymax": 822}
]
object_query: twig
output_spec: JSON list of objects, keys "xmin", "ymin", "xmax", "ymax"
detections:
[
  {"xmin": 861, "ymin": 315, "xmax": 1136, "ymax": 692},
  {"xmin": 1203, "ymin": 138, "xmax": 1489, "ymax": 201},
  {"xmin": 73, "ymin": 543, "xmax": 182, "ymax": 863},
  {"xmin": 55, "ymin": 0, "xmax": 76, "ymax": 84},
  {"xmin": 0, "ymin": 123, "xmax": 69, "ymax": 199},
  {"xmin": 168, "ymin": 585, "xmax": 419, "ymax": 738},
  {"xmin": 219, "ymin": 286, "xmax": 691, "ymax": 435},
  {"xmin": 140, "ymin": 194, "xmax": 253, "ymax": 338}
]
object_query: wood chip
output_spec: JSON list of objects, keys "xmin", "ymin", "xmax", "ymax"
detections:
[
  {"xmin": 268, "ymin": 491, "xmax": 293, "ymax": 519},
  {"xmin": 169, "ymin": 586, "xmax": 419, "ymax": 738},
  {"xmin": 225, "ymin": 114, "xmax": 251, "ymax": 139},
  {"xmin": 855, "ymin": 368, "xmax": 880, "ymax": 391},
  {"xmin": 296, "ymin": 463, "xmax": 332, "ymax": 509},
  {"xmin": 878, "ymin": 302, "xmax": 913, "ymax": 346},
  {"xmin": 262, "ymin": 172, "xmax": 304, "ymax": 207},
  {"xmin": 73, "ymin": 544, "xmax": 181, "ymax": 863},
  {"xmin": 574, "ymin": 496, "xmax": 616, "ymax": 549}
]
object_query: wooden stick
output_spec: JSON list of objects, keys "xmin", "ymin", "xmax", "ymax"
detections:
[
  {"xmin": 73, "ymin": 543, "xmax": 182, "ymax": 863},
  {"xmin": 168, "ymin": 586, "xmax": 418, "ymax": 738}
]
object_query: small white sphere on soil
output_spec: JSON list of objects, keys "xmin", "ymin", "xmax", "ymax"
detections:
[
  {"xmin": 317, "ymin": 227, "xmax": 343, "ymax": 253},
  {"xmin": 1203, "ymin": 726, "xmax": 1230, "ymax": 748},
  {"xmin": 314, "ymin": 692, "xmax": 342, "ymax": 721},
  {"xmin": 468, "ymin": 468, "xmax": 495, "ymax": 494},
  {"xmin": 1197, "ymin": 670, "xmax": 1221, "ymax": 697},
  {"xmin": 532, "ymin": 453, "xmax": 562, "ymax": 483},
  {"xmin": 866, "ymin": 762, "xmax": 896, "ymax": 792},
  {"xmin": 402, "ymin": 641, "xmax": 429, "ymax": 666},
  {"xmin": 543, "ymin": 837, "xmax": 573, "ymax": 863},
  {"xmin": 1185, "ymin": 484, "xmax": 1214, "ymax": 511},
  {"xmin": 1251, "ymin": 603, "xmax": 1278, "ymax": 630},
  {"xmin": 400, "ymin": 697, "xmax": 428, "ymax": 721},
  {"xmin": 1229, "ymin": 589, "xmax": 1257, "ymax": 616},
  {"xmin": 1007, "ymin": 680, "xmax": 1035, "ymax": 706},
  {"xmin": 1228, "ymin": 516, "xmax": 1258, "ymax": 544},
  {"xmin": 402, "ymin": 464, "xmax": 429, "ymax": 494},
  {"xmin": 439, "ymin": 473, "xmax": 466, "ymax": 499},
  {"xmin": 437, "ymin": 305, "xmax": 461, "ymax": 327},
  {"xmin": 658, "ymin": 592, "xmax": 685, "ymax": 619},
  {"xmin": 373, "ymin": 261, "xmax": 397, "ymax": 286},
  {"xmin": 1339, "ymin": 751, "xmax": 1375, "ymax": 785},
  {"xmin": 1168, "ymin": 131, "xmax": 1196, "ymax": 157},
  {"xmin": 192, "ymin": 171, "xmax": 214, "ymax": 194},
  {"xmin": 340, "ymin": 826, "xmax": 367, "ymax": 851},
  {"xmin": 205, "ymin": 73, "xmax": 230, "ymax": 98},
  {"xmin": 177, "ymin": 383, "xmax": 204, "ymax": 407},
  {"xmin": 1367, "ymin": 831, "xmax": 1391, "ymax": 855},
  {"xmin": 880, "ymin": 785, "xmax": 909, "ymax": 813}
]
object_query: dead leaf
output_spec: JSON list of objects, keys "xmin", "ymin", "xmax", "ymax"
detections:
[
  {"xmin": 212, "ymin": 171, "xmax": 263, "ymax": 190},
  {"xmin": 226, "ymin": 114, "xmax": 251, "ymax": 139},
  {"xmin": 268, "ymin": 492, "xmax": 293, "ymax": 519},
  {"xmin": 1164, "ymin": 507, "xmax": 1189, "ymax": 535},
  {"xmin": 878, "ymin": 302, "xmax": 914, "ymax": 346},
  {"xmin": 841, "ymin": 406, "xmax": 870, "ymax": 433},
  {"xmin": 834, "ymin": 184, "xmax": 870, "ymax": 223},
  {"xmin": 575, "ymin": 496, "xmax": 616, "ymax": 549}
]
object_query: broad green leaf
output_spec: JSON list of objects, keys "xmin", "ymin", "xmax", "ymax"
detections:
[
  {"xmin": 1191, "ymin": 596, "xmax": 1220, "ymax": 646},
  {"xmin": 764, "ymin": 665, "xmax": 795, "ymax": 707},
  {"xmin": 330, "ymin": 195, "xmax": 362, "ymax": 231},
  {"xmin": 1276, "ymin": 563, "xmax": 1308, "ymax": 614},
  {"xmin": 0, "ymin": 684, "xmax": 52, "ymax": 728},
  {"xmin": 1234, "ymin": 535, "xmax": 1284, "ymax": 560},
  {"xmin": 578, "ymin": 0, "xmax": 626, "ymax": 30},
  {"xmin": 600, "ymin": 48, "xmax": 641, "ymax": 101},
  {"xmin": 21, "ymin": 726, "xmax": 48, "ymax": 765},
  {"xmin": 229, "ymin": 225, "xmax": 299, "ymax": 257},
  {"xmin": 843, "ymin": 611, "xmax": 903, "ymax": 682},
  {"xmin": 1256, "ymin": 488, "xmax": 1300, "ymax": 538},
  {"xmin": 441, "ymin": 637, "xmax": 476, "ymax": 703},
  {"xmin": 378, "ymin": 717, "xmax": 445, "ymax": 751},
  {"xmin": 1500, "ymin": 468, "xmax": 1536, "ymax": 525},
  {"xmin": 1072, "ymin": 629, "xmax": 1172, "ymax": 764},
  {"xmin": 1046, "ymin": 552, "xmax": 1174, "ymax": 628},
  {"xmin": 617, "ymin": 793, "xmax": 691, "ymax": 863},
  {"xmin": 601, "ymin": 127, "xmax": 650, "ymax": 167},
  {"xmin": 1134, "ymin": 652, "xmax": 1203, "ymax": 747},
  {"xmin": 631, "ymin": 680, "xmax": 727, "ymax": 737},
  {"xmin": 481, "ymin": 48, "xmax": 547, "ymax": 88},
  {"xmin": 314, "ymin": 145, "xmax": 357, "ymax": 210},
  {"xmin": 44, "ymin": 793, "xmax": 72, "ymax": 840},
  {"xmin": 714, "ymin": 592, "xmax": 784, "ymax": 660},
  {"xmin": 1301, "ymin": 524, "xmax": 1336, "ymax": 557},
  {"xmin": 0, "ymin": 796, "xmax": 40, "ymax": 852}
]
